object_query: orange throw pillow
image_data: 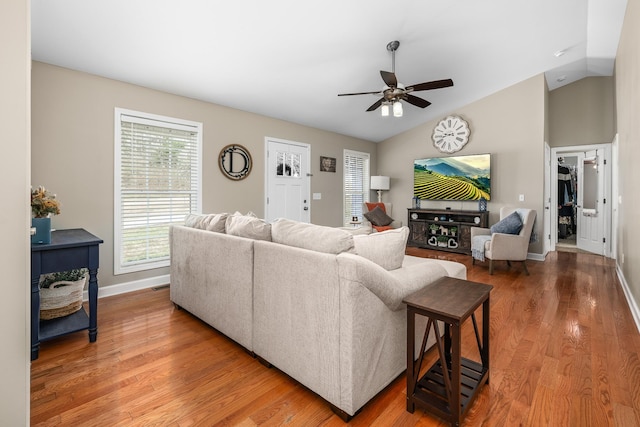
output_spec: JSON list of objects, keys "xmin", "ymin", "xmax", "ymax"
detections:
[{"xmin": 365, "ymin": 202, "xmax": 386, "ymax": 213}]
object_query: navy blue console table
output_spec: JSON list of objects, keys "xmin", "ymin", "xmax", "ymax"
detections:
[{"xmin": 30, "ymin": 229, "xmax": 103, "ymax": 360}]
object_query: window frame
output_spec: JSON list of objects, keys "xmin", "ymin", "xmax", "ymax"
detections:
[
  {"xmin": 343, "ymin": 149, "xmax": 371, "ymax": 226},
  {"xmin": 114, "ymin": 108, "xmax": 202, "ymax": 275}
]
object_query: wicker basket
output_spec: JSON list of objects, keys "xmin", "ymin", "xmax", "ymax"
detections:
[{"xmin": 40, "ymin": 275, "xmax": 87, "ymax": 320}]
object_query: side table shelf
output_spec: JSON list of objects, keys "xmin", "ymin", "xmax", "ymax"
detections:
[{"xmin": 31, "ymin": 228, "xmax": 103, "ymax": 360}]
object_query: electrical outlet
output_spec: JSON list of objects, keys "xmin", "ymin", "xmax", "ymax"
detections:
[
  {"xmin": 519, "ymin": 194, "xmax": 525, "ymax": 202},
  {"xmin": 313, "ymin": 193, "xmax": 321, "ymax": 200}
]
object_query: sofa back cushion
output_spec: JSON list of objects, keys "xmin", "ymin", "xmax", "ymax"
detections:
[
  {"xmin": 226, "ymin": 213, "xmax": 272, "ymax": 241},
  {"xmin": 271, "ymin": 218, "xmax": 355, "ymax": 254},
  {"xmin": 353, "ymin": 226, "xmax": 409, "ymax": 270},
  {"xmin": 184, "ymin": 213, "xmax": 228, "ymax": 233}
]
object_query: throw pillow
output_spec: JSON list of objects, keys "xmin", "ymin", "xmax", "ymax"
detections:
[
  {"xmin": 184, "ymin": 213, "xmax": 227, "ymax": 233},
  {"xmin": 364, "ymin": 206, "xmax": 394, "ymax": 227},
  {"xmin": 490, "ymin": 211, "xmax": 523, "ymax": 235},
  {"xmin": 365, "ymin": 202, "xmax": 386, "ymax": 213},
  {"xmin": 353, "ymin": 226, "xmax": 409, "ymax": 270},
  {"xmin": 271, "ymin": 218, "xmax": 355, "ymax": 254},
  {"xmin": 225, "ymin": 213, "xmax": 272, "ymax": 241}
]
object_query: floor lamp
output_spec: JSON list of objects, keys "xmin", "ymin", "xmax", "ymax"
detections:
[{"xmin": 371, "ymin": 176, "xmax": 390, "ymax": 203}]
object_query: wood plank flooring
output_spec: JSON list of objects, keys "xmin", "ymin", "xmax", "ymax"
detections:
[{"xmin": 31, "ymin": 249, "xmax": 640, "ymax": 426}]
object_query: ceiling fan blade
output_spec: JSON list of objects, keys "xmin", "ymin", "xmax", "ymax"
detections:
[
  {"xmin": 338, "ymin": 90, "xmax": 382, "ymax": 96},
  {"xmin": 405, "ymin": 94, "xmax": 432, "ymax": 108},
  {"xmin": 380, "ymin": 70, "xmax": 397, "ymax": 88},
  {"xmin": 366, "ymin": 98, "xmax": 384, "ymax": 112},
  {"xmin": 408, "ymin": 79, "xmax": 454, "ymax": 92}
]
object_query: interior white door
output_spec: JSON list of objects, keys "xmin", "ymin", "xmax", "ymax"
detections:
[
  {"xmin": 265, "ymin": 138, "xmax": 310, "ymax": 223},
  {"xmin": 543, "ymin": 142, "xmax": 551, "ymax": 255},
  {"xmin": 576, "ymin": 149, "xmax": 605, "ymax": 255}
]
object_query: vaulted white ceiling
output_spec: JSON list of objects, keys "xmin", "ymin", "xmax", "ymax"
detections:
[{"xmin": 31, "ymin": 0, "xmax": 627, "ymax": 142}]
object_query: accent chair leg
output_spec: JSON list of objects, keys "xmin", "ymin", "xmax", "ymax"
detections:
[
  {"xmin": 506, "ymin": 260, "xmax": 512, "ymax": 268},
  {"xmin": 522, "ymin": 261, "xmax": 530, "ymax": 275},
  {"xmin": 489, "ymin": 259, "xmax": 494, "ymax": 275}
]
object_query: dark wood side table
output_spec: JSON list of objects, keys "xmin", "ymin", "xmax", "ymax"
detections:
[
  {"xmin": 31, "ymin": 229, "xmax": 103, "ymax": 360},
  {"xmin": 404, "ymin": 277, "xmax": 493, "ymax": 426}
]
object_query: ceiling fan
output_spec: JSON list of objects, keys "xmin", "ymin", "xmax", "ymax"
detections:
[{"xmin": 338, "ymin": 40, "xmax": 453, "ymax": 116}]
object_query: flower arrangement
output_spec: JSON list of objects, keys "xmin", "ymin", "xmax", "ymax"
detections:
[{"xmin": 31, "ymin": 186, "xmax": 61, "ymax": 218}]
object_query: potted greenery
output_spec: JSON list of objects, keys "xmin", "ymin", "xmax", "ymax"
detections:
[
  {"xmin": 437, "ymin": 235, "xmax": 449, "ymax": 247},
  {"xmin": 429, "ymin": 223, "xmax": 439, "ymax": 234},
  {"xmin": 450, "ymin": 226, "xmax": 458, "ymax": 237},
  {"xmin": 31, "ymin": 186, "xmax": 61, "ymax": 244},
  {"xmin": 39, "ymin": 268, "xmax": 88, "ymax": 320}
]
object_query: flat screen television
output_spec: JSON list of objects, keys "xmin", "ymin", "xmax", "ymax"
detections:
[{"xmin": 414, "ymin": 153, "xmax": 491, "ymax": 201}]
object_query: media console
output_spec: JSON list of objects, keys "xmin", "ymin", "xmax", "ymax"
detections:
[{"xmin": 407, "ymin": 208, "xmax": 489, "ymax": 255}]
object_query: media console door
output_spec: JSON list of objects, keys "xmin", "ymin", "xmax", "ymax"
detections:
[{"xmin": 407, "ymin": 209, "xmax": 489, "ymax": 254}]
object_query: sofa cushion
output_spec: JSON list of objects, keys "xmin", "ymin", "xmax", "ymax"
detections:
[
  {"xmin": 271, "ymin": 218, "xmax": 355, "ymax": 254},
  {"xmin": 353, "ymin": 226, "xmax": 409, "ymax": 270},
  {"xmin": 184, "ymin": 213, "xmax": 228, "ymax": 233},
  {"xmin": 226, "ymin": 213, "xmax": 272, "ymax": 241},
  {"xmin": 490, "ymin": 211, "xmax": 523, "ymax": 235},
  {"xmin": 364, "ymin": 206, "xmax": 394, "ymax": 227}
]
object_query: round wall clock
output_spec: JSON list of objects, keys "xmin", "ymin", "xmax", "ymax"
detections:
[
  {"xmin": 218, "ymin": 144, "xmax": 252, "ymax": 180},
  {"xmin": 432, "ymin": 115, "xmax": 470, "ymax": 153}
]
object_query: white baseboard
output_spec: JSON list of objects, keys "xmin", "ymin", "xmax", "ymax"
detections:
[
  {"xmin": 527, "ymin": 252, "xmax": 546, "ymax": 262},
  {"xmin": 616, "ymin": 263, "xmax": 640, "ymax": 334},
  {"xmin": 82, "ymin": 274, "xmax": 170, "ymax": 301}
]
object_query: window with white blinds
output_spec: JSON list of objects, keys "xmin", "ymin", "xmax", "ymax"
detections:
[
  {"xmin": 343, "ymin": 149, "xmax": 370, "ymax": 226},
  {"xmin": 114, "ymin": 108, "xmax": 202, "ymax": 274}
]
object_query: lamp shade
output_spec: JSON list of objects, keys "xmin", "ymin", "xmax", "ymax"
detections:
[
  {"xmin": 393, "ymin": 101, "xmax": 403, "ymax": 117},
  {"xmin": 370, "ymin": 176, "xmax": 390, "ymax": 191}
]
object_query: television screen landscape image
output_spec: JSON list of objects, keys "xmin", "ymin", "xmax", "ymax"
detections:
[{"xmin": 414, "ymin": 154, "xmax": 491, "ymax": 201}]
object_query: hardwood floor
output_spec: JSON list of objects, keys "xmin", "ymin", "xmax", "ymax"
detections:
[{"xmin": 31, "ymin": 249, "xmax": 640, "ymax": 426}]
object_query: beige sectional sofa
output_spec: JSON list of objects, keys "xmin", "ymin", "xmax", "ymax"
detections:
[{"xmin": 169, "ymin": 213, "xmax": 466, "ymax": 419}]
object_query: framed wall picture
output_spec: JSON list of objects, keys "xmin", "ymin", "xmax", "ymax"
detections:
[{"xmin": 320, "ymin": 156, "xmax": 336, "ymax": 172}]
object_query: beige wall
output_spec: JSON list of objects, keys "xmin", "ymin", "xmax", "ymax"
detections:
[
  {"xmin": 548, "ymin": 76, "xmax": 616, "ymax": 147},
  {"xmin": 378, "ymin": 74, "xmax": 546, "ymax": 255},
  {"xmin": 615, "ymin": 0, "xmax": 640, "ymax": 308},
  {"xmin": 1, "ymin": 0, "xmax": 30, "ymax": 423},
  {"xmin": 31, "ymin": 62, "xmax": 376, "ymax": 287}
]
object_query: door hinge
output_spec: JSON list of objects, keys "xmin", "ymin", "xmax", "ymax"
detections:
[
  {"xmin": 603, "ymin": 237, "xmax": 606, "ymax": 243},
  {"xmin": 603, "ymin": 198, "xmax": 606, "ymax": 204},
  {"xmin": 266, "ymin": 197, "xmax": 269, "ymax": 204},
  {"xmin": 604, "ymin": 159, "xmax": 607, "ymax": 165},
  {"xmin": 548, "ymin": 234, "xmax": 551, "ymax": 240}
]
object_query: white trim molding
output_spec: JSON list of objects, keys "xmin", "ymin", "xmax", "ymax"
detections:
[
  {"xmin": 83, "ymin": 274, "xmax": 170, "ymax": 301},
  {"xmin": 616, "ymin": 263, "xmax": 640, "ymax": 334}
]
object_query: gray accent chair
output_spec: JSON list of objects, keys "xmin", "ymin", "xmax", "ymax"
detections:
[{"xmin": 471, "ymin": 207, "xmax": 536, "ymax": 275}]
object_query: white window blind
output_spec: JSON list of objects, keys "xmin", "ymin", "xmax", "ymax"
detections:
[
  {"xmin": 343, "ymin": 149, "xmax": 370, "ymax": 226},
  {"xmin": 114, "ymin": 108, "xmax": 202, "ymax": 274}
]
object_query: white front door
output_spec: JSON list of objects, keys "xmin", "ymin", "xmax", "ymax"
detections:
[
  {"xmin": 576, "ymin": 149, "xmax": 606, "ymax": 255},
  {"xmin": 265, "ymin": 137, "xmax": 310, "ymax": 223}
]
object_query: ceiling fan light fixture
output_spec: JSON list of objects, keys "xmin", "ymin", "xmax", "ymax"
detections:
[
  {"xmin": 393, "ymin": 100, "xmax": 403, "ymax": 117},
  {"xmin": 381, "ymin": 103, "xmax": 390, "ymax": 117}
]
